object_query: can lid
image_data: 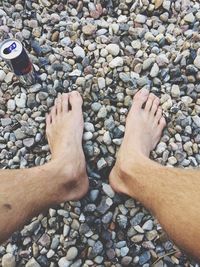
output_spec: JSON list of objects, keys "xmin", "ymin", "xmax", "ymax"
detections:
[{"xmin": 0, "ymin": 39, "xmax": 23, "ymax": 60}]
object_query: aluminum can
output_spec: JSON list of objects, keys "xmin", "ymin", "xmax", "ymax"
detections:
[{"xmin": 0, "ymin": 39, "xmax": 36, "ymax": 86}]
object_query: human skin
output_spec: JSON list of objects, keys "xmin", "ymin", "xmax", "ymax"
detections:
[
  {"xmin": 109, "ymin": 88, "xmax": 200, "ymax": 261},
  {"xmin": 0, "ymin": 91, "xmax": 89, "ymax": 243}
]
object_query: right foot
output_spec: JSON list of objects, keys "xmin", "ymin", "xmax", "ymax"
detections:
[
  {"xmin": 109, "ymin": 88, "xmax": 166, "ymax": 197},
  {"xmin": 46, "ymin": 91, "xmax": 89, "ymax": 202}
]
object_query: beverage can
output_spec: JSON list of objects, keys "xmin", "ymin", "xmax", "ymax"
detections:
[{"xmin": 0, "ymin": 39, "xmax": 36, "ymax": 86}]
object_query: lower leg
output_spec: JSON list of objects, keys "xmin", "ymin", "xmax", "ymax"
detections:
[
  {"xmin": 0, "ymin": 92, "xmax": 89, "ymax": 243},
  {"xmin": 110, "ymin": 89, "xmax": 200, "ymax": 260}
]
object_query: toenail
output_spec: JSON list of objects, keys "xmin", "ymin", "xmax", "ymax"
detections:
[{"xmin": 140, "ymin": 88, "xmax": 149, "ymax": 96}]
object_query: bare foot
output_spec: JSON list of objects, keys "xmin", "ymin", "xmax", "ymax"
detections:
[
  {"xmin": 46, "ymin": 91, "xmax": 89, "ymax": 202},
  {"xmin": 109, "ymin": 88, "xmax": 166, "ymax": 197}
]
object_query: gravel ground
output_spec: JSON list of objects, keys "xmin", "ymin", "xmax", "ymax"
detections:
[{"xmin": 0, "ymin": 0, "xmax": 200, "ymax": 266}]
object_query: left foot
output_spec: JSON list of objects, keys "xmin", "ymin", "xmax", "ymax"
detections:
[{"xmin": 46, "ymin": 91, "xmax": 89, "ymax": 202}]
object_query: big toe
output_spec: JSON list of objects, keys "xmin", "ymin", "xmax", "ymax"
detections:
[
  {"xmin": 69, "ymin": 91, "xmax": 83, "ymax": 111},
  {"xmin": 132, "ymin": 88, "xmax": 149, "ymax": 110}
]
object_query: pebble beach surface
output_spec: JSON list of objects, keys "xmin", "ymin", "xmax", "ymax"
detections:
[{"xmin": 0, "ymin": 0, "xmax": 200, "ymax": 266}]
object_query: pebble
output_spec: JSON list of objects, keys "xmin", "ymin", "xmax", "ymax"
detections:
[
  {"xmin": 135, "ymin": 14, "xmax": 147, "ymax": 23},
  {"xmin": 97, "ymin": 106, "xmax": 107, "ymax": 118},
  {"xmin": 150, "ymin": 63, "xmax": 159, "ymax": 78},
  {"xmin": 0, "ymin": 1, "xmax": 197, "ymax": 267},
  {"xmin": 23, "ymin": 138, "xmax": 35, "ymax": 148},
  {"xmin": 109, "ymin": 57, "xmax": 124, "ymax": 68},
  {"xmin": 82, "ymin": 24, "xmax": 96, "ymax": 35},
  {"xmin": 66, "ymin": 247, "xmax": 78, "ymax": 261},
  {"xmin": 25, "ymin": 258, "xmax": 41, "ymax": 267},
  {"xmin": 2, "ymin": 253, "xmax": 16, "ymax": 267},
  {"xmin": 102, "ymin": 183, "xmax": 115, "ymax": 198},
  {"xmin": 58, "ymin": 258, "xmax": 71, "ymax": 267},
  {"xmin": 15, "ymin": 93, "xmax": 26, "ymax": 108},
  {"xmin": 194, "ymin": 56, "xmax": 200, "ymax": 69},
  {"xmin": 73, "ymin": 46, "xmax": 85, "ymax": 58},
  {"xmin": 139, "ymin": 251, "xmax": 151, "ymax": 265},
  {"xmin": 106, "ymin": 44, "xmax": 120, "ymax": 56},
  {"xmin": 184, "ymin": 13, "xmax": 195, "ymax": 23},
  {"xmin": 97, "ymin": 77, "xmax": 106, "ymax": 89},
  {"xmin": 1, "ymin": 118, "xmax": 12, "ymax": 126},
  {"xmin": 0, "ymin": 70, "xmax": 6, "ymax": 81},
  {"xmin": 4, "ymin": 72, "xmax": 14, "ymax": 84},
  {"xmin": 171, "ymin": 85, "xmax": 180, "ymax": 98},
  {"xmin": 97, "ymin": 158, "xmax": 107, "ymax": 170}
]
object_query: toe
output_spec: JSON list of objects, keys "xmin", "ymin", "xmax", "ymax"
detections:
[
  {"xmin": 150, "ymin": 97, "xmax": 160, "ymax": 117},
  {"xmin": 56, "ymin": 93, "xmax": 62, "ymax": 114},
  {"xmin": 69, "ymin": 91, "xmax": 83, "ymax": 112},
  {"xmin": 144, "ymin": 93, "xmax": 157, "ymax": 112},
  {"xmin": 154, "ymin": 107, "xmax": 163, "ymax": 123},
  {"xmin": 46, "ymin": 114, "xmax": 51, "ymax": 125},
  {"xmin": 50, "ymin": 106, "xmax": 56, "ymax": 123},
  {"xmin": 159, "ymin": 116, "xmax": 167, "ymax": 129},
  {"xmin": 62, "ymin": 93, "xmax": 69, "ymax": 113},
  {"xmin": 132, "ymin": 88, "xmax": 149, "ymax": 109}
]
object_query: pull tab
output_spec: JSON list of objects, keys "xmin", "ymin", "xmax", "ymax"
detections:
[{"xmin": 3, "ymin": 42, "xmax": 17, "ymax": 55}]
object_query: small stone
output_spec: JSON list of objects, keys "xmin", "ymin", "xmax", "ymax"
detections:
[
  {"xmin": 135, "ymin": 14, "xmax": 146, "ymax": 23},
  {"xmin": 58, "ymin": 257, "xmax": 71, "ymax": 267},
  {"xmin": 14, "ymin": 129, "xmax": 26, "ymax": 140},
  {"xmin": 98, "ymin": 77, "xmax": 106, "ymax": 89},
  {"xmin": 119, "ymin": 73, "xmax": 130, "ymax": 83},
  {"xmin": 184, "ymin": 12, "xmax": 195, "ymax": 23},
  {"xmin": 60, "ymin": 37, "xmax": 71, "ymax": 47},
  {"xmin": 0, "ymin": 9, "xmax": 6, "ymax": 16},
  {"xmin": 131, "ymin": 40, "xmax": 141, "ymax": 49},
  {"xmin": 193, "ymin": 115, "xmax": 200, "ymax": 127},
  {"xmin": 103, "ymin": 131, "xmax": 112, "ymax": 145},
  {"xmin": 194, "ymin": 56, "xmax": 200, "ymax": 69},
  {"xmin": 106, "ymin": 44, "xmax": 120, "ymax": 56},
  {"xmin": 82, "ymin": 24, "xmax": 96, "ymax": 35},
  {"xmin": 89, "ymin": 241, "xmax": 103, "ymax": 259},
  {"xmin": 117, "ymin": 215, "xmax": 128, "ymax": 229},
  {"xmin": 109, "ymin": 57, "xmax": 124, "ymax": 68},
  {"xmin": 84, "ymin": 122, "xmax": 95, "ymax": 132},
  {"xmin": 142, "ymin": 220, "xmax": 153, "ymax": 231},
  {"xmin": 25, "ymin": 258, "xmax": 41, "ymax": 267},
  {"xmin": 38, "ymin": 233, "xmax": 51, "ymax": 248},
  {"xmin": 0, "ymin": 70, "xmax": 6, "ymax": 81},
  {"xmin": 120, "ymin": 247, "xmax": 129, "ymax": 257},
  {"xmin": 156, "ymin": 54, "xmax": 169, "ymax": 67},
  {"xmin": 23, "ymin": 138, "xmax": 34, "ymax": 148},
  {"xmin": 121, "ymin": 256, "xmax": 132, "ymax": 266},
  {"xmin": 150, "ymin": 63, "xmax": 159, "ymax": 78},
  {"xmin": 102, "ymin": 183, "xmax": 115, "ymax": 198},
  {"xmin": 155, "ymin": 0, "xmax": 164, "ymax": 9},
  {"xmin": 1, "ymin": 118, "xmax": 12, "ymax": 126},
  {"xmin": 15, "ymin": 93, "xmax": 26, "ymax": 108},
  {"xmin": 97, "ymin": 106, "xmax": 107, "ymax": 118},
  {"xmin": 143, "ymin": 58, "xmax": 155, "ymax": 70},
  {"xmin": 66, "ymin": 247, "xmax": 78, "ymax": 261},
  {"xmin": 2, "ymin": 253, "xmax": 16, "ymax": 267},
  {"xmin": 91, "ymin": 102, "xmax": 101, "ymax": 112},
  {"xmin": 7, "ymin": 99, "xmax": 16, "ymax": 111},
  {"xmin": 139, "ymin": 251, "xmax": 151, "ymax": 265},
  {"xmin": 5, "ymin": 72, "xmax": 14, "ymax": 84},
  {"xmin": 73, "ymin": 46, "xmax": 85, "ymax": 58},
  {"xmin": 51, "ymin": 31, "xmax": 59, "ymax": 42},
  {"xmin": 69, "ymin": 69, "xmax": 82, "ymax": 76},
  {"xmin": 83, "ymin": 132, "xmax": 93, "ymax": 141},
  {"xmin": 97, "ymin": 158, "xmax": 107, "ymax": 170},
  {"xmin": 171, "ymin": 84, "xmax": 180, "ymax": 98},
  {"xmin": 168, "ymin": 156, "xmax": 177, "ymax": 165},
  {"xmin": 163, "ymin": 0, "xmax": 171, "ymax": 10}
]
